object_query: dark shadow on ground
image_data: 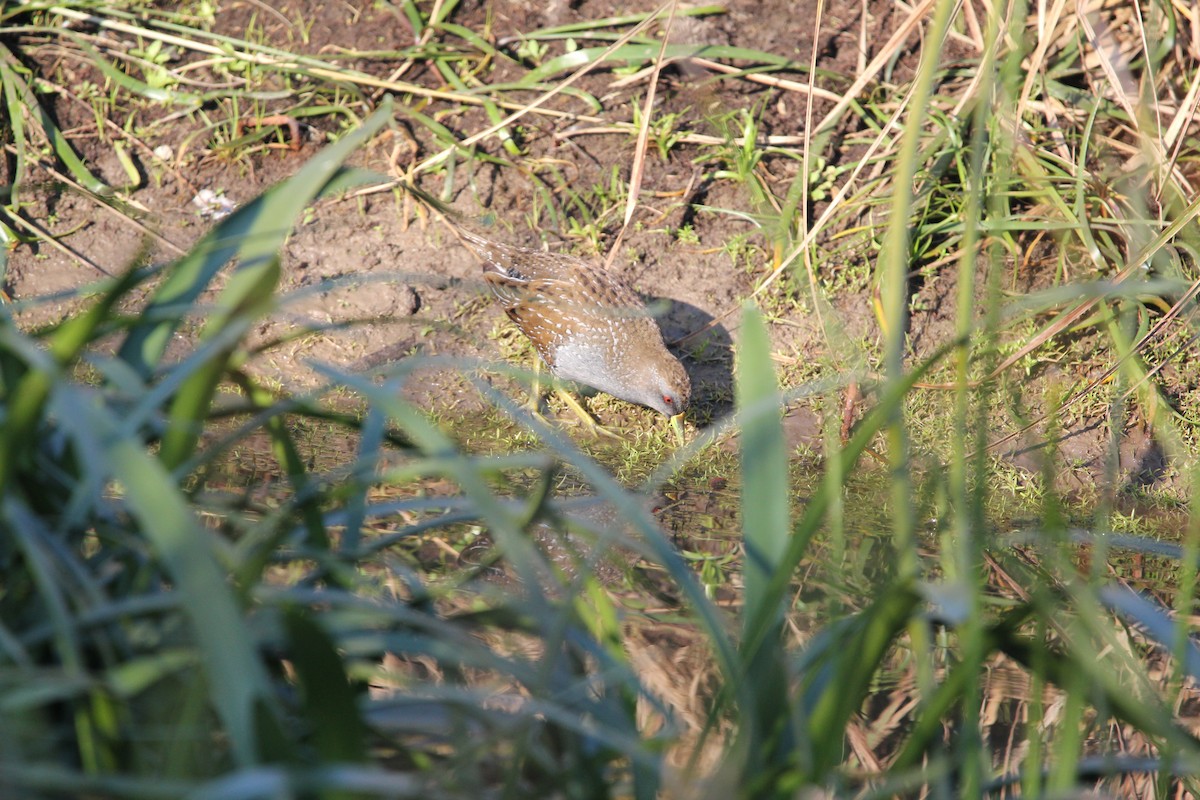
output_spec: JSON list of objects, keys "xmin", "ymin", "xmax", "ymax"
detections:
[{"xmin": 656, "ymin": 296, "xmax": 734, "ymax": 427}]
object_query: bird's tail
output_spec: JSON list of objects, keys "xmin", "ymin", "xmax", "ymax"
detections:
[{"xmin": 391, "ymin": 181, "xmax": 545, "ymax": 283}]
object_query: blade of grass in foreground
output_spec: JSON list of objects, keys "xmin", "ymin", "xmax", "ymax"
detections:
[
  {"xmin": 734, "ymin": 306, "xmax": 798, "ymax": 786},
  {"xmin": 737, "ymin": 307, "xmax": 789, "ymax": 627},
  {"xmin": 81, "ymin": 389, "xmax": 280, "ymax": 768},
  {"xmin": 4, "ymin": 102, "xmax": 400, "ymax": 769},
  {"xmin": 156, "ymin": 105, "xmax": 394, "ymax": 469},
  {"xmin": 118, "ymin": 101, "xmax": 395, "ymax": 385}
]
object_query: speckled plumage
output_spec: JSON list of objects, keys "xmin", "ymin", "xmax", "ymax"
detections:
[{"xmin": 461, "ymin": 229, "xmax": 690, "ymax": 417}]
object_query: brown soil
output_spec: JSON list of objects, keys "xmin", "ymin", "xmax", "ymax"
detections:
[{"xmin": 4, "ymin": 0, "xmax": 1175, "ymax": 501}]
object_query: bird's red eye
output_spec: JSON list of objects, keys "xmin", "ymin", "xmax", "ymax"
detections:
[{"xmin": 663, "ymin": 394, "xmax": 673, "ymax": 406}]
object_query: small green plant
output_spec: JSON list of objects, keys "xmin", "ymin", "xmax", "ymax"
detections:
[
  {"xmin": 719, "ymin": 231, "xmax": 762, "ymax": 272},
  {"xmin": 127, "ymin": 37, "xmax": 178, "ymax": 89},
  {"xmin": 632, "ymin": 103, "xmax": 688, "ymax": 160},
  {"xmin": 515, "ymin": 36, "xmax": 551, "ymax": 65},
  {"xmin": 675, "ymin": 224, "xmax": 700, "ymax": 245},
  {"xmin": 696, "ymin": 106, "xmax": 766, "ymax": 185}
]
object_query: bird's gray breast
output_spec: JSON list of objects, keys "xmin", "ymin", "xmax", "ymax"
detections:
[{"xmin": 550, "ymin": 339, "xmax": 624, "ymax": 399}]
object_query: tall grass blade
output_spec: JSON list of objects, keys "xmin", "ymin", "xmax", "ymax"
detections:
[
  {"xmin": 282, "ymin": 610, "xmax": 368, "ymax": 767},
  {"xmin": 118, "ymin": 101, "xmax": 395, "ymax": 382},
  {"xmin": 802, "ymin": 584, "xmax": 921, "ymax": 774},
  {"xmin": 736, "ymin": 307, "xmax": 789, "ymax": 629},
  {"xmin": 0, "ymin": 268, "xmax": 142, "ymax": 491},
  {"xmin": 0, "ymin": 43, "xmax": 109, "ymax": 195},
  {"xmin": 87, "ymin": 397, "xmax": 280, "ymax": 767},
  {"xmin": 734, "ymin": 305, "xmax": 795, "ymax": 792}
]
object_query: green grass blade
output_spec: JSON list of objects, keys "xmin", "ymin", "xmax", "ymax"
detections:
[
  {"xmin": 525, "ymin": 5, "xmax": 726, "ymax": 38},
  {"xmin": 0, "ymin": 61, "xmax": 28, "ymax": 206},
  {"xmin": 471, "ymin": 377, "xmax": 742, "ymax": 684},
  {"xmin": 436, "ymin": 21, "xmax": 504, "ymax": 60},
  {"xmin": 227, "ymin": 374, "xmax": 331, "ymax": 560},
  {"xmin": 93, "ymin": 406, "xmax": 278, "ymax": 766},
  {"xmin": 0, "ymin": 43, "xmax": 109, "ymax": 195},
  {"xmin": 157, "ymin": 256, "xmax": 279, "ymax": 470},
  {"xmin": 803, "ymin": 584, "xmax": 921, "ymax": 774},
  {"xmin": 0, "ymin": 269, "xmax": 143, "ymax": 491},
  {"xmin": 734, "ymin": 305, "xmax": 798, "ymax": 790},
  {"xmin": 520, "ymin": 44, "xmax": 797, "ymax": 85},
  {"xmin": 737, "ymin": 306, "xmax": 789, "ymax": 633},
  {"xmin": 118, "ymin": 101, "xmax": 395, "ymax": 381},
  {"xmin": 66, "ymin": 32, "xmax": 200, "ymax": 106},
  {"xmin": 282, "ymin": 610, "xmax": 368, "ymax": 766},
  {"xmin": 876, "ymin": 0, "xmax": 957, "ymax": 581}
]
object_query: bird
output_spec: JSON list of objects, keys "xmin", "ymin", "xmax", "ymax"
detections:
[{"xmin": 457, "ymin": 228, "xmax": 691, "ymax": 434}]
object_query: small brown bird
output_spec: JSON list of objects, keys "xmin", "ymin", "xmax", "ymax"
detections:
[{"xmin": 460, "ymin": 229, "xmax": 690, "ymax": 429}]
